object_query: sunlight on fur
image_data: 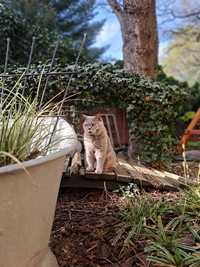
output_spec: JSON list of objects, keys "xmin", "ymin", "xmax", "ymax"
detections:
[{"xmin": 83, "ymin": 114, "xmax": 117, "ymax": 174}]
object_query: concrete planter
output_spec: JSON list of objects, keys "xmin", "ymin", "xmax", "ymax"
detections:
[{"xmin": 0, "ymin": 118, "xmax": 79, "ymax": 267}]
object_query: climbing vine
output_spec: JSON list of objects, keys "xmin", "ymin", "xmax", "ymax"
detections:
[{"xmin": 1, "ymin": 63, "xmax": 188, "ymax": 163}]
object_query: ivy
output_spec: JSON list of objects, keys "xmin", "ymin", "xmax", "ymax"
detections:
[{"xmin": 0, "ymin": 63, "xmax": 188, "ymax": 163}]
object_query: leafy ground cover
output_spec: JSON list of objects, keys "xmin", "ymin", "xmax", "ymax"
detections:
[
  {"xmin": 50, "ymin": 163, "xmax": 200, "ymax": 267},
  {"xmin": 1, "ymin": 63, "xmax": 189, "ymax": 164}
]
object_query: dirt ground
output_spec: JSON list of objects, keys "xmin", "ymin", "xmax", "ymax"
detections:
[
  {"xmin": 50, "ymin": 188, "xmax": 129, "ymax": 267},
  {"xmin": 50, "ymin": 161, "xmax": 199, "ymax": 267},
  {"xmin": 50, "ymin": 188, "xmax": 181, "ymax": 267},
  {"xmin": 171, "ymin": 161, "xmax": 200, "ymax": 181}
]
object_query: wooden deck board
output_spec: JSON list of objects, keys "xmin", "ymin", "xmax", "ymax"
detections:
[{"xmin": 61, "ymin": 153, "xmax": 187, "ymax": 191}]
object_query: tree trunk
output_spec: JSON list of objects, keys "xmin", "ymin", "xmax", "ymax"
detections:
[{"xmin": 107, "ymin": 0, "xmax": 158, "ymax": 78}]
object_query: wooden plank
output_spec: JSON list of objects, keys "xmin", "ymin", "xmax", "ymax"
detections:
[
  {"xmin": 181, "ymin": 108, "xmax": 200, "ymax": 145},
  {"xmin": 117, "ymin": 158, "xmax": 185, "ymax": 187},
  {"xmin": 188, "ymin": 137, "xmax": 200, "ymax": 142},
  {"xmin": 187, "ymin": 130, "xmax": 200, "ymax": 135},
  {"xmin": 61, "ymin": 172, "xmax": 179, "ymax": 191},
  {"xmin": 62, "ymin": 154, "xmax": 187, "ymax": 191},
  {"xmin": 61, "ymin": 173, "xmax": 127, "ymax": 190}
]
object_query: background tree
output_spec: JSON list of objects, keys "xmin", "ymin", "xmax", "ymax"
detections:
[
  {"xmin": 107, "ymin": 0, "xmax": 158, "ymax": 78},
  {"xmin": 52, "ymin": 0, "xmax": 106, "ymax": 62},
  {"xmin": 0, "ymin": 0, "xmax": 106, "ymax": 65},
  {"xmin": 158, "ymin": 0, "xmax": 200, "ymax": 84},
  {"xmin": 162, "ymin": 27, "xmax": 200, "ymax": 84},
  {"xmin": 0, "ymin": 0, "xmax": 58, "ymax": 65}
]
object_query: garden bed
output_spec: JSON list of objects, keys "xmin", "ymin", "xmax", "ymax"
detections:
[
  {"xmin": 50, "ymin": 160, "xmax": 200, "ymax": 267},
  {"xmin": 50, "ymin": 188, "xmax": 181, "ymax": 267}
]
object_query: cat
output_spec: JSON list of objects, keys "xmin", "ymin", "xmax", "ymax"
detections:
[{"xmin": 83, "ymin": 114, "xmax": 117, "ymax": 174}]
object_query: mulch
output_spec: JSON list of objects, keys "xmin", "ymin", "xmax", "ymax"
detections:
[
  {"xmin": 171, "ymin": 161, "xmax": 200, "ymax": 181},
  {"xmin": 50, "ymin": 188, "xmax": 130, "ymax": 267},
  {"xmin": 50, "ymin": 188, "xmax": 181, "ymax": 267},
  {"xmin": 49, "ymin": 158, "xmax": 198, "ymax": 267}
]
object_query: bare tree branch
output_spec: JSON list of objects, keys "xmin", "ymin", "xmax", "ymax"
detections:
[
  {"xmin": 107, "ymin": 0, "xmax": 123, "ymax": 23},
  {"xmin": 170, "ymin": 9, "xmax": 200, "ymax": 19},
  {"xmin": 107, "ymin": 0, "xmax": 122, "ymax": 13}
]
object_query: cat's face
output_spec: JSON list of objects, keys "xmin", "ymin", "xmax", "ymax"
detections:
[{"xmin": 83, "ymin": 114, "xmax": 104, "ymax": 136}]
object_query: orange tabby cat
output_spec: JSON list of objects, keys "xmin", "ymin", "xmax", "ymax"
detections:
[{"xmin": 83, "ymin": 114, "xmax": 117, "ymax": 174}]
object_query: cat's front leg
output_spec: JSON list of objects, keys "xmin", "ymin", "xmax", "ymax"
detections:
[
  {"xmin": 95, "ymin": 150, "xmax": 105, "ymax": 174},
  {"xmin": 85, "ymin": 150, "xmax": 95, "ymax": 172}
]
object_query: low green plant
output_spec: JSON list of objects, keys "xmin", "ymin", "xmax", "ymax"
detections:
[
  {"xmin": 145, "ymin": 241, "xmax": 199, "ymax": 267},
  {"xmin": 0, "ymin": 75, "xmax": 63, "ymax": 166},
  {"xmin": 174, "ymin": 187, "xmax": 200, "ymax": 224},
  {"xmin": 119, "ymin": 185, "xmax": 200, "ymax": 267},
  {"xmin": 145, "ymin": 216, "xmax": 197, "ymax": 267},
  {"xmin": 120, "ymin": 191, "xmax": 172, "ymax": 245},
  {"xmin": 180, "ymin": 111, "xmax": 195, "ymax": 123}
]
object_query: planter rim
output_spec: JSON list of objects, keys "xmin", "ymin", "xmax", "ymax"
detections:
[{"xmin": 0, "ymin": 145, "xmax": 76, "ymax": 175}]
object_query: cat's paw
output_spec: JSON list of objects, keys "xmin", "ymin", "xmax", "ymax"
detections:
[
  {"xmin": 86, "ymin": 167, "xmax": 94, "ymax": 172},
  {"xmin": 95, "ymin": 169, "xmax": 103, "ymax": 174}
]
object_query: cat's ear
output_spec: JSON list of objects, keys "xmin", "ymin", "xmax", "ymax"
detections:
[
  {"xmin": 82, "ymin": 114, "xmax": 88, "ymax": 121},
  {"xmin": 95, "ymin": 113, "xmax": 102, "ymax": 121}
]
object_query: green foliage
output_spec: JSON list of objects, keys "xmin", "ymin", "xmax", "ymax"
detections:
[
  {"xmin": 162, "ymin": 26, "xmax": 200, "ymax": 85},
  {"xmin": 120, "ymin": 191, "xmax": 171, "ymax": 244},
  {"xmin": 0, "ymin": 0, "xmax": 106, "ymax": 65},
  {"xmin": 52, "ymin": 0, "xmax": 107, "ymax": 62},
  {"xmin": 157, "ymin": 65, "xmax": 200, "ymax": 115},
  {"xmin": 0, "ymin": 0, "xmax": 58, "ymax": 65},
  {"xmin": 119, "ymin": 185, "xmax": 200, "ymax": 267},
  {"xmin": 1, "ymin": 63, "xmax": 188, "ymax": 163},
  {"xmin": 188, "ymin": 82, "xmax": 200, "ymax": 112},
  {"xmin": 0, "ymin": 74, "xmax": 62, "ymax": 166},
  {"xmin": 180, "ymin": 111, "xmax": 196, "ymax": 122},
  {"xmin": 157, "ymin": 65, "xmax": 189, "ymax": 88},
  {"xmin": 67, "ymin": 63, "xmax": 188, "ymax": 162}
]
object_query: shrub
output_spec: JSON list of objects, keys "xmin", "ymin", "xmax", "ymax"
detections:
[
  {"xmin": 0, "ymin": 63, "xmax": 188, "ymax": 163},
  {"xmin": 66, "ymin": 63, "xmax": 188, "ymax": 163}
]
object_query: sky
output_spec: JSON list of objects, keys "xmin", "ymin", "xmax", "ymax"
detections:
[
  {"xmin": 94, "ymin": 6, "xmax": 122, "ymax": 61},
  {"xmin": 94, "ymin": 1, "xmax": 176, "ymax": 62},
  {"xmin": 95, "ymin": 13, "xmax": 123, "ymax": 60}
]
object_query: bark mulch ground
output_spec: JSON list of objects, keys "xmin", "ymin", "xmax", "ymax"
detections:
[
  {"xmin": 50, "ymin": 188, "xmax": 132, "ymax": 267},
  {"xmin": 50, "ymin": 187, "xmax": 181, "ymax": 267},
  {"xmin": 50, "ymin": 157, "xmax": 198, "ymax": 267}
]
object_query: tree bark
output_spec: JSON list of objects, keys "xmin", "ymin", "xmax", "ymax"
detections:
[{"xmin": 107, "ymin": 0, "xmax": 158, "ymax": 78}]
